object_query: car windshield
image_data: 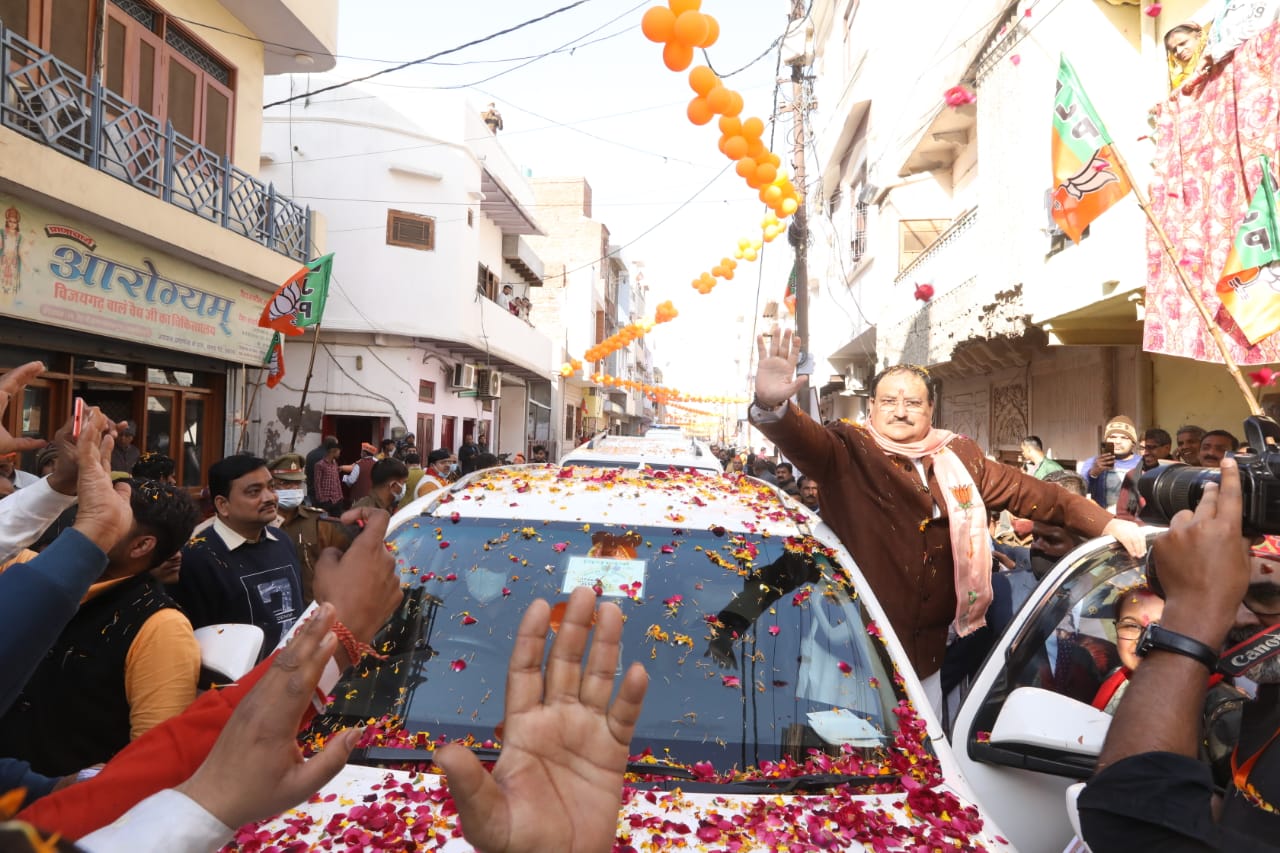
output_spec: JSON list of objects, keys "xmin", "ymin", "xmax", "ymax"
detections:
[{"xmin": 310, "ymin": 516, "xmax": 909, "ymax": 779}]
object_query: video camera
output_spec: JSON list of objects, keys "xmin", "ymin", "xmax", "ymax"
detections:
[{"xmin": 1138, "ymin": 415, "xmax": 1280, "ymax": 536}]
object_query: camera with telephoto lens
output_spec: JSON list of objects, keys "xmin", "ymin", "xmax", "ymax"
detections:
[{"xmin": 1138, "ymin": 415, "xmax": 1280, "ymax": 536}]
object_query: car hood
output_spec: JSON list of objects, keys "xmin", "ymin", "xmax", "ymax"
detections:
[{"xmin": 231, "ymin": 762, "xmax": 1013, "ymax": 851}]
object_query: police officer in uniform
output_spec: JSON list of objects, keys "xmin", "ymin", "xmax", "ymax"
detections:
[{"xmin": 269, "ymin": 453, "xmax": 327, "ymax": 605}]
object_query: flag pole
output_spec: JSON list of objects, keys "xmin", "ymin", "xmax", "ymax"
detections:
[
  {"xmin": 238, "ymin": 368, "xmax": 265, "ymax": 453},
  {"xmin": 1107, "ymin": 147, "xmax": 1263, "ymax": 416},
  {"xmin": 289, "ymin": 323, "xmax": 323, "ymax": 452}
]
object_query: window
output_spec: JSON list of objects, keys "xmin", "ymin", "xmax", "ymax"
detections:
[
  {"xmin": 101, "ymin": 0, "xmax": 236, "ymax": 156},
  {"xmin": 565, "ymin": 404, "xmax": 576, "ymax": 441},
  {"xmin": 475, "ymin": 263, "xmax": 498, "ymax": 301},
  {"xmin": 2, "ymin": 0, "xmax": 95, "ymax": 74},
  {"xmin": 418, "ymin": 380, "xmax": 435, "ymax": 404},
  {"xmin": 386, "ymin": 209, "xmax": 435, "ymax": 251},
  {"xmin": 852, "ymin": 197, "xmax": 869, "ymax": 266},
  {"xmin": 898, "ymin": 218, "xmax": 952, "ymax": 272}
]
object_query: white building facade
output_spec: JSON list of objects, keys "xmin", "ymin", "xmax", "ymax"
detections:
[
  {"xmin": 252, "ymin": 78, "xmax": 552, "ymax": 462},
  {"xmin": 801, "ymin": 0, "xmax": 1222, "ymax": 465}
]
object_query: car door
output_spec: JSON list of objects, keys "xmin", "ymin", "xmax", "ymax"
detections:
[{"xmin": 950, "ymin": 530, "xmax": 1163, "ymax": 853}]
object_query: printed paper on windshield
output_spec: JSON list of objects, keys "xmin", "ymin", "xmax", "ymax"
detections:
[{"xmin": 562, "ymin": 555, "xmax": 646, "ymax": 599}]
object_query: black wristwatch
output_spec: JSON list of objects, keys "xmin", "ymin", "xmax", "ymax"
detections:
[{"xmin": 1136, "ymin": 623, "xmax": 1219, "ymax": 672}]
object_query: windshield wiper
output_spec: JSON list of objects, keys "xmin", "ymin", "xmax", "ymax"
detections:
[
  {"xmin": 719, "ymin": 772, "xmax": 901, "ymax": 793},
  {"xmin": 361, "ymin": 744, "xmax": 697, "ymax": 782},
  {"xmin": 624, "ymin": 761, "xmax": 698, "ymax": 780}
]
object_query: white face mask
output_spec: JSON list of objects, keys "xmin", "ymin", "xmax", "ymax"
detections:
[
  {"xmin": 448, "ymin": 462, "xmax": 459, "ymax": 475},
  {"xmin": 276, "ymin": 489, "xmax": 304, "ymax": 509},
  {"xmin": 391, "ymin": 484, "xmax": 406, "ymax": 500}
]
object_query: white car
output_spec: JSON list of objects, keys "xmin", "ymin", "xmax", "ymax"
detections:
[
  {"xmin": 949, "ymin": 528, "xmax": 1165, "ymax": 852},
  {"xmin": 560, "ymin": 433, "xmax": 721, "ymax": 474},
  {"xmin": 238, "ymin": 466, "xmax": 1029, "ymax": 851}
]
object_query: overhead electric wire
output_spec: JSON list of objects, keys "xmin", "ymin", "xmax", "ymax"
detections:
[{"xmin": 264, "ymin": 0, "xmax": 599, "ymax": 109}]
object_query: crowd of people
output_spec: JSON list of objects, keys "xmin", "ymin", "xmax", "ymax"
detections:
[
  {"xmin": 4, "ymin": 331, "xmax": 1279, "ymax": 851},
  {"xmin": 0, "ymin": 361, "xmax": 641, "ymax": 852}
]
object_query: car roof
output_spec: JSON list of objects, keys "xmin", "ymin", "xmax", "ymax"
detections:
[
  {"xmin": 390, "ymin": 464, "xmax": 812, "ymax": 537},
  {"xmin": 560, "ymin": 434, "xmax": 719, "ymax": 473}
]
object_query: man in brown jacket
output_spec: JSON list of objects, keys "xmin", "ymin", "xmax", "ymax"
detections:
[{"xmin": 751, "ymin": 329, "xmax": 1147, "ymax": 707}]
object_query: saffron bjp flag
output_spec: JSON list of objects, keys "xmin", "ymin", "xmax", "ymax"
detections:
[
  {"xmin": 1050, "ymin": 56, "xmax": 1131, "ymax": 243},
  {"xmin": 1216, "ymin": 156, "xmax": 1280, "ymax": 345},
  {"xmin": 258, "ymin": 253, "xmax": 334, "ymax": 336},
  {"xmin": 264, "ymin": 332, "xmax": 285, "ymax": 388}
]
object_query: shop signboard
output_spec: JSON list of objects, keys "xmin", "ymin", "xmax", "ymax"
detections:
[{"xmin": 0, "ymin": 194, "xmax": 274, "ymax": 363}]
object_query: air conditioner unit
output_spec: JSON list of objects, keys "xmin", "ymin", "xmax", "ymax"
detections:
[
  {"xmin": 450, "ymin": 363, "xmax": 476, "ymax": 390},
  {"xmin": 476, "ymin": 368, "xmax": 501, "ymax": 398}
]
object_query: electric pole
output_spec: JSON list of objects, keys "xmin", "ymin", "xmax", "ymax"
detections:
[{"xmin": 787, "ymin": 0, "xmax": 812, "ymax": 417}]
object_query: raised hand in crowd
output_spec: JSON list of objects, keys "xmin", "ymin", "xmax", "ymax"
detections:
[
  {"xmin": 435, "ymin": 586, "xmax": 649, "ymax": 853},
  {"xmin": 0, "ymin": 362, "xmax": 50, "ymax": 458},
  {"xmin": 69, "ymin": 410, "xmax": 132, "ymax": 554},
  {"xmin": 311, "ymin": 506, "xmax": 403, "ymax": 669},
  {"xmin": 753, "ymin": 327, "xmax": 806, "ymax": 409},
  {"xmin": 175, "ymin": 602, "xmax": 362, "ymax": 831},
  {"xmin": 44, "ymin": 400, "xmax": 123, "ymax": 498}
]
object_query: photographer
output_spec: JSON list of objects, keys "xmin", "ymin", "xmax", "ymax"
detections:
[{"xmin": 1079, "ymin": 458, "xmax": 1280, "ymax": 851}]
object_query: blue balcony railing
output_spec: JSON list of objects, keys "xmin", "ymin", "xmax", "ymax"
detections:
[{"xmin": 0, "ymin": 22, "xmax": 310, "ymax": 262}]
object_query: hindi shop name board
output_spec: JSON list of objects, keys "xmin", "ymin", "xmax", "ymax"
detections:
[{"xmin": 0, "ymin": 195, "xmax": 273, "ymax": 364}]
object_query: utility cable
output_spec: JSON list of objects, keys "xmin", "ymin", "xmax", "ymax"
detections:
[{"xmin": 264, "ymin": 0, "xmax": 599, "ymax": 109}]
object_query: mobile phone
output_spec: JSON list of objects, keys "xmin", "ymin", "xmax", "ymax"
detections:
[
  {"xmin": 1101, "ymin": 441, "xmax": 1115, "ymax": 456},
  {"xmin": 316, "ymin": 516, "xmax": 362, "ymax": 553},
  {"xmin": 71, "ymin": 397, "xmax": 85, "ymax": 439}
]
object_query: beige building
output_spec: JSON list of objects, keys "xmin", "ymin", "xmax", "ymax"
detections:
[
  {"xmin": 0, "ymin": 0, "xmax": 334, "ymax": 485},
  {"xmin": 526, "ymin": 178, "xmax": 655, "ymax": 454},
  {"xmin": 801, "ymin": 0, "xmax": 1243, "ymax": 467}
]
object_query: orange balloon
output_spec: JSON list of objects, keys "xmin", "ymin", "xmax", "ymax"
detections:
[
  {"xmin": 689, "ymin": 65, "xmax": 718, "ymax": 96},
  {"xmin": 724, "ymin": 134, "xmax": 747, "ymax": 160},
  {"xmin": 718, "ymin": 115, "xmax": 742, "ymax": 136},
  {"xmin": 742, "ymin": 116, "xmax": 765, "ymax": 139},
  {"xmin": 746, "ymin": 171, "xmax": 765, "ymax": 190},
  {"xmin": 687, "ymin": 96, "xmax": 713, "ymax": 125},
  {"xmin": 663, "ymin": 40, "xmax": 693, "ymax": 72},
  {"xmin": 766, "ymin": 151, "xmax": 782, "ymax": 168},
  {"xmin": 717, "ymin": 134, "xmax": 733, "ymax": 155},
  {"xmin": 673, "ymin": 10, "xmax": 709, "ymax": 46},
  {"xmin": 746, "ymin": 138, "xmax": 767, "ymax": 160},
  {"xmin": 755, "ymin": 162, "xmax": 777, "ymax": 185},
  {"xmin": 641, "ymin": 6, "xmax": 676, "ymax": 42},
  {"xmin": 723, "ymin": 90, "xmax": 744, "ymax": 117},
  {"xmin": 735, "ymin": 156, "xmax": 757, "ymax": 179},
  {"xmin": 669, "ymin": 0, "xmax": 700, "ymax": 14},
  {"xmin": 699, "ymin": 14, "xmax": 720, "ymax": 48},
  {"xmin": 763, "ymin": 185, "xmax": 783, "ymax": 206},
  {"xmin": 706, "ymin": 86, "xmax": 732, "ymax": 114}
]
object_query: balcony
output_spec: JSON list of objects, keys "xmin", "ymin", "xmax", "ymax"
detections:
[{"xmin": 0, "ymin": 23, "xmax": 310, "ymax": 262}]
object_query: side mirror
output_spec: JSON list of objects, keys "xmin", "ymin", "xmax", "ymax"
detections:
[
  {"xmin": 991, "ymin": 686, "xmax": 1111, "ymax": 757},
  {"xmin": 195, "ymin": 623, "xmax": 265, "ymax": 688}
]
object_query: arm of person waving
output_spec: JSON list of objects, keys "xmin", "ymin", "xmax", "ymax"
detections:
[
  {"xmin": 435, "ymin": 587, "xmax": 649, "ymax": 853},
  {"xmin": 753, "ymin": 327, "xmax": 807, "ymax": 409},
  {"xmin": 749, "ymin": 327, "xmax": 849, "ymax": 486}
]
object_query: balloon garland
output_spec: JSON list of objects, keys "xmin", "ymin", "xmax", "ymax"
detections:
[
  {"xmin": 560, "ymin": 5, "xmax": 804, "ymax": 396},
  {"xmin": 641, "ymin": 0, "xmax": 801, "ymax": 296}
]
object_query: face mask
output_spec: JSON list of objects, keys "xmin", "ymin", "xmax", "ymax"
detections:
[
  {"xmin": 276, "ymin": 489, "xmax": 304, "ymax": 509},
  {"xmin": 448, "ymin": 463, "xmax": 459, "ymax": 476},
  {"xmin": 391, "ymin": 484, "xmax": 406, "ymax": 500}
]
